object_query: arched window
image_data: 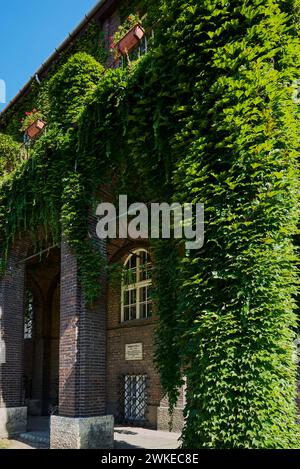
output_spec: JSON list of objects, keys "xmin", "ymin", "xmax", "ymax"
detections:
[{"xmin": 121, "ymin": 249, "xmax": 152, "ymax": 322}]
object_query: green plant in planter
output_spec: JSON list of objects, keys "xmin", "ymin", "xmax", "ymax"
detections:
[
  {"xmin": 111, "ymin": 14, "xmax": 143, "ymax": 59},
  {"xmin": 19, "ymin": 109, "xmax": 43, "ymax": 132},
  {"xmin": 112, "ymin": 14, "xmax": 141, "ymax": 45}
]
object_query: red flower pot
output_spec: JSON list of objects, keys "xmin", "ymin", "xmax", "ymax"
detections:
[
  {"xmin": 26, "ymin": 119, "xmax": 46, "ymax": 139},
  {"xmin": 117, "ymin": 24, "xmax": 145, "ymax": 56}
]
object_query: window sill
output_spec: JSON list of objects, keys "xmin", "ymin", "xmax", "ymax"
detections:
[{"xmin": 107, "ymin": 316, "xmax": 157, "ymax": 331}]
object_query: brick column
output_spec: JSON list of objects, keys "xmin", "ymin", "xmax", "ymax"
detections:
[
  {"xmin": 0, "ymin": 246, "xmax": 27, "ymax": 437},
  {"xmin": 58, "ymin": 239, "xmax": 107, "ymax": 417},
  {"xmin": 51, "ymin": 218, "xmax": 113, "ymax": 448}
]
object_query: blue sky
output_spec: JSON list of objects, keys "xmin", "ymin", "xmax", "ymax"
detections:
[{"xmin": 0, "ymin": 0, "xmax": 99, "ymax": 111}]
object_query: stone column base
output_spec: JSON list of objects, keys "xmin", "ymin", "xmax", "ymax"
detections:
[
  {"xmin": 50, "ymin": 415, "xmax": 114, "ymax": 449},
  {"xmin": 157, "ymin": 407, "xmax": 184, "ymax": 433},
  {"xmin": 0, "ymin": 407, "xmax": 27, "ymax": 438}
]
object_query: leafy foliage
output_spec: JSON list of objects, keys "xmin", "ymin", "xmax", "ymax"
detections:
[
  {"xmin": 0, "ymin": 133, "xmax": 21, "ymax": 175},
  {"xmin": 48, "ymin": 52, "xmax": 104, "ymax": 128},
  {"xmin": 145, "ymin": 0, "xmax": 300, "ymax": 448},
  {"xmin": 61, "ymin": 172, "xmax": 104, "ymax": 306}
]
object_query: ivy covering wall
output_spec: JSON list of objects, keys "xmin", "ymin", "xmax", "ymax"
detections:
[{"xmin": 0, "ymin": 0, "xmax": 300, "ymax": 448}]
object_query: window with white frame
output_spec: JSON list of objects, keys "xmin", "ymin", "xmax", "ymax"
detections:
[{"xmin": 121, "ymin": 249, "xmax": 152, "ymax": 322}]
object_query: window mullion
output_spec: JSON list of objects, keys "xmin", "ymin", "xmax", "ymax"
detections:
[
  {"xmin": 136, "ymin": 285, "xmax": 140, "ymax": 320},
  {"xmin": 121, "ymin": 286, "xmax": 124, "ymax": 322}
]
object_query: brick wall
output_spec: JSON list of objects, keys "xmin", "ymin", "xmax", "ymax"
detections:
[
  {"xmin": 102, "ymin": 10, "xmax": 120, "ymax": 68},
  {"xmin": 0, "ymin": 238, "xmax": 30, "ymax": 409},
  {"xmin": 106, "ymin": 240, "xmax": 185, "ymax": 430},
  {"xmin": 59, "ymin": 215, "xmax": 107, "ymax": 418}
]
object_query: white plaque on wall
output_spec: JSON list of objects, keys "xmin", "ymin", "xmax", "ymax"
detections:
[{"xmin": 125, "ymin": 343, "xmax": 143, "ymax": 361}]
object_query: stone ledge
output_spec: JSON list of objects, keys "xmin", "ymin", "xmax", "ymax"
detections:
[
  {"xmin": 0, "ymin": 407, "xmax": 27, "ymax": 438},
  {"xmin": 50, "ymin": 415, "xmax": 114, "ymax": 449}
]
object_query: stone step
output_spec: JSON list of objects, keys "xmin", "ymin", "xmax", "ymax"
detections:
[{"xmin": 18, "ymin": 431, "xmax": 49, "ymax": 446}]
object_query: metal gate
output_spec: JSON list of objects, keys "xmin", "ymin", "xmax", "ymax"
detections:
[{"xmin": 121, "ymin": 374, "xmax": 148, "ymax": 425}]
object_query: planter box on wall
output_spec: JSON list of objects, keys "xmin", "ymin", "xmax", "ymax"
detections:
[
  {"xmin": 117, "ymin": 24, "xmax": 145, "ymax": 56},
  {"xmin": 26, "ymin": 119, "xmax": 46, "ymax": 139}
]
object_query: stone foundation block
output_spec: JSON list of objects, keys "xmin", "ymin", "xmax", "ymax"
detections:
[
  {"xmin": 50, "ymin": 415, "xmax": 114, "ymax": 449},
  {"xmin": 157, "ymin": 407, "xmax": 184, "ymax": 433},
  {"xmin": 0, "ymin": 407, "xmax": 27, "ymax": 438}
]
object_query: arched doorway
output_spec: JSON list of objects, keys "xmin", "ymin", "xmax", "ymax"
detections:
[{"xmin": 23, "ymin": 248, "xmax": 60, "ymax": 416}]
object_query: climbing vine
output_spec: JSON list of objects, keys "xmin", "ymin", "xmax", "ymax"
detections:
[
  {"xmin": 146, "ymin": 0, "xmax": 300, "ymax": 449},
  {"xmin": 0, "ymin": 0, "xmax": 300, "ymax": 449},
  {"xmin": 0, "ymin": 133, "xmax": 21, "ymax": 176}
]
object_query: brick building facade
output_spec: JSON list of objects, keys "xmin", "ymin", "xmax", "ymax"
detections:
[
  {"xmin": 1, "ymin": 0, "xmax": 298, "ymax": 450},
  {"xmin": 0, "ymin": 213, "xmax": 185, "ymax": 448},
  {"xmin": 0, "ymin": 0, "xmax": 186, "ymax": 449}
]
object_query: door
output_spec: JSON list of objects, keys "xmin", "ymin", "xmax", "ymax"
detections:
[{"xmin": 124, "ymin": 375, "xmax": 147, "ymax": 424}]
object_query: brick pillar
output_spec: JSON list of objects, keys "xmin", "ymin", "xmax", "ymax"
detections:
[
  {"xmin": 51, "ymin": 218, "xmax": 113, "ymax": 448},
  {"xmin": 0, "ymin": 246, "xmax": 27, "ymax": 437}
]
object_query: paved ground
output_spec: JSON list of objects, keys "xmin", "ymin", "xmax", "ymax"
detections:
[
  {"xmin": 1, "ymin": 418, "xmax": 180, "ymax": 450},
  {"xmin": 3, "ymin": 439, "xmax": 37, "ymax": 449},
  {"xmin": 114, "ymin": 426, "xmax": 180, "ymax": 449}
]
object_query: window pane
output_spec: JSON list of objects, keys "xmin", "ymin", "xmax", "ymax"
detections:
[
  {"xmin": 139, "ymin": 286, "xmax": 152, "ymax": 318},
  {"xmin": 124, "ymin": 267, "xmax": 137, "ymax": 285},
  {"xmin": 124, "ymin": 306, "xmax": 130, "ymax": 322},
  {"xmin": 140, "ymin": 302, "xmax": 147, "ymax": 319},
  {"xmin": 139, "ymin": 252, "xmax": 151, "ymax": 281},
  {"xmin": 122, "ymin": 250, "xmax": 152, "ymax": 323},
  {"xmin": 123, "ymin": 290, "xmax": 130, "ymax": 307},
  {"xmin": 129, "ymin": 254, "xmax": 137, "ymax": 270},
  {"xmin": 140, "ymin": 286, "xmax": 147, "ymax": 303},
  {"xmin": 139, "ymin": 251, "xmax": 146, "ymax": 265},
  {"xmin": 130, "ymin": 305, "xmax": 136, "ymax": 320},
  {"xmin": 124, "ymin": 254, "xmax": 138, "ymax": 285},
  {"xmin": 130, "ymin": 289, "xmax": 136, "ymax": 305},
  {"xmin": 140, "ymin": 286, "xmax": 152, "ymax": 302}
]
